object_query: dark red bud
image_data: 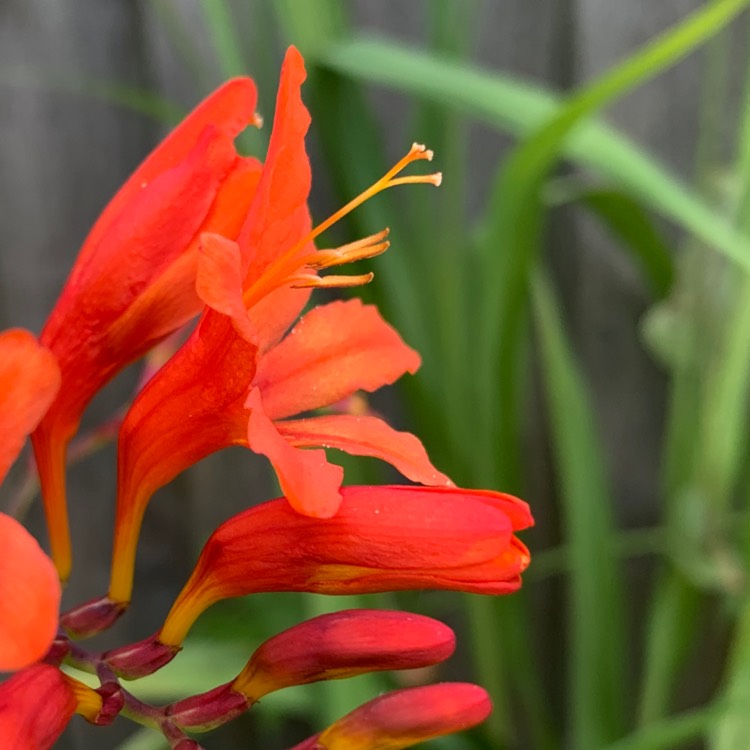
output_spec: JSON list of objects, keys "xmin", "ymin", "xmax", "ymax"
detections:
[
  {"xmin": 104, "ymin": 634, "xmax": 180, "ymax": 679},
  {"xmin": 43, "ymin": 635, "xmax": 70, "ymax": 666},
  {"xmin": 90, "ymin": 681, "xmax": 124, "ymax": 726},
  {"xmin": 168, "ymin": 683, "xmax": 249, "ymax": 731},
  {"xmin": 60, "ymin": 595, "xmax": 126, "ymax": 638}
]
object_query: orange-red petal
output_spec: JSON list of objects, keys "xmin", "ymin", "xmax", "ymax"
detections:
[
  {"xmin": 0, "ymin": 514, "xmax": 60, "ymax": 671},
  {"xmin": 0, "ymin": 664, "xmax": 76, "ymax": 749},
  {"xmin": 245, "ymin": 388, "xmax": 343, "ymax": 518},
  {"xmin": 158, "ymin": 485, "xmax": 529, "ymax": 646},
  {"xmin": 109, "ymin": 310, "xmax": 257, "ymax": 604},
  {"xmin": 0, "ymin": 329, "xmax": 60, "ymax": 485},
  {"xmin": 255, "ymin": 299, "xmax": 421, "ymax": 421},
  {"xmin": 237, "ymin": 46, "xmax": 312, "ymax": 282},
  {"xmin": 77, "ymin": 77, "xmax": 259, "ymax": 271},
  {"xmin": 197, "ymin": 233, "xmax": 257, "ymax": 343},
  {"xmin": 276, "ymin": 414, "xmax": 453, "ymax": 487}
]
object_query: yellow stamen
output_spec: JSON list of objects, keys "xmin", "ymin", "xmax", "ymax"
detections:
[
  {"xmin": 309, "ymin": 229, "xmax": 390, "ymax": 269},
  {"xmin": 291, "ymin": 272, "xmax": 375, "ymax": 289},
  {"xmin": 243, "ymin": 143, "xmax": 440, "ymax": 308}
]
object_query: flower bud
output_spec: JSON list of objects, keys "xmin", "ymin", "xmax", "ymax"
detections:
[
  {"xmin": 290, "ymin": 682, "xmax": 492, "ymax": 750},
  {"xmin": 103, "ymin": 633, "xmax": 180, "ymax": 679},
  {"xmin": 233, "ymin": 609, "xmax": 455, "ymax": 700}
]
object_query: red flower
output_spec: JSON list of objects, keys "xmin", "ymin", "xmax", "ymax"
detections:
[
  {"xmin": 31, "ymin": 74, "xmax": 263, "ymax": 581},
  {"xmin": 0, "ymin": 329, "xmax": 60, "ymax": 671},
  {"xmin": 155, "ymin": 485, "xmax": 531, "ymax": 648},
  {"xmin": 0, "ymin": 665, "xmax": 77, "ymax": 750},
  {"xmin": 289, "ymin": 683, "xmax": 492, "ymax": 750},
  {"xmin": 105, "ymin": 47, "xmax": 447, "ymax": 607}
]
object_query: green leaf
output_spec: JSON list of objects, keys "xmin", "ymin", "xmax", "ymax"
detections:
[
  {"xmin": 605, "ymin": 704, "xmax": 720, "ymax": 750},
  {"xmin": 554, "ymin": 185, "xmax": 675, "ymax": 299},
  {"xmin": 532, "ymin": 271, "xmax": 627, "ymax": 746}
]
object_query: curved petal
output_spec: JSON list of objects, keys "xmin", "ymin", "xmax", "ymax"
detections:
[
  {"xmin": 197, "ymin": 233, "xmax": 257, "ymax": 343},
  {"xmin": 0, "ymin": 664, "xmax": 76, "ymax": 750},
  {"xmin": 256, "ymin": 299, "xmax": 421, "ymax": 420},
  {"xmin": 109, "ymin": 310, "xmax": 257, "ymax": 605},
  {"xmin": 108, "ymin": 155, "xmax": 262, "ymax": 353},
  {"xmin": 245, "ymin": 388, "xmax": 343, "ymax": 518},
  {"xmin": 0, "ymin": 514, "xmax": 60, "ymax": 670},
  {"xmin": 238, "ymin": 46, "xmax": 312, "ymax": 281},
  {"xmin": 77, "ymin": 77, "xmax": 259, "ymax": 270},
  {"xmin": 0, "ymin": 329, "xmax": 60, "ymax": 484},
  {"xmin": 276, "ymin": 414, "xmax": 453, "ymax": 487}
]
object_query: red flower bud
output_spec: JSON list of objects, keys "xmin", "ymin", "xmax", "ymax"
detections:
[
  {"xmin": 233, "ymin": 609, "xmax": 455, "ymax": 700},
  {"xmin": 289, "ymin": 683, "xmax": 491, "ymax": 750}
]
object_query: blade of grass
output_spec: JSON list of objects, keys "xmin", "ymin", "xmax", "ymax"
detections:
[
  {"xmin": 0, "ymin": 68, "xmax": 185, "ymax": 124},
  {"xmin": 474, "ymin": 10, "xmax": 750, "ymax": 741},
  {"xmin": 532, "ymin": 270, "xmax": 627, "ymax": 746},
  {"xmin": 149, "ymin": 0, "xmax": 213, "ymax": 90},
  {"xmin": 319, "ymin": 34, "xmax": 750, "ymax": 272},
  {"xmin": 701, "ymin": 16, "xmax": 750, "ymax": 747},
  {"xmin": 605, "ymin": 704, "xmax": 721, "ymax": 750},
  {"xmin": 546, "ymin": 184, "xmax": 675, "ymax": 299},
  {"xmin": 197, "ymin": 0, "xmax": 247, "ymax": 77}
]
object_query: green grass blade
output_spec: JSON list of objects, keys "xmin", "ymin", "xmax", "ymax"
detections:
[
  {"xmin": 605, "ymin": 704, "xmax": 720, "ymax": 750},
  {"xmin": 561, "ymin": 187, "xmax": 675, "ymax": 299},
  {"xmin": 319, "ymin": 34, "xmax": 750, "ymax": 272},
  {"xmin": 272, "ymin": 0, "xmax": 349, "ymax": 54},
  {"xmin": 197, "ymin": 0, "xmax": 247, "ymax": 77},
  {"xmin": 0, "ymin": 68, "xmax": 185, "ymax": 124},
  {"xmin": 532, "ymin": 271, "xmax": 627, "ymax": 746}
]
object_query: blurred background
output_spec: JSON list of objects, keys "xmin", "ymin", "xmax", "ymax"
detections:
[{"xmin": 3, "ymin": 1, "xmax": 750, "ymax": 748}]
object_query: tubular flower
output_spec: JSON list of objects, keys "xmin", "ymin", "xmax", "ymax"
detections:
[
  {"xmin": 0, "ymin": 329, "xmax": 61, "ymax": 671},
  {"xmin": 289, "ymin": 683, "xmax": 492, "ymax": 750},
  {"xmin": 105, "ymin": 46, "xmax": 447, "ymax": 608},
  {"xmin": 154, "ymin": 485, "xmax": 531, "ymax": 649},
  {"xmin": 31, "ymin": 75, "xmax": 264, "ymax": 582}
]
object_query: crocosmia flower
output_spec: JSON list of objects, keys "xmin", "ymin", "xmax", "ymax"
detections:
[
  {"xmin": 105, "ymin": 46, "xmax": 448, "ymax": 609},
  {"xmin": 31, "ymin": 75, "xmax": 263, "ymax": 581},
  {"xmin": 152, "ymin": 485, "xmax": 531, "ymax": 650},
  {"xmin": 3, "ymin": 45, "xmax": 534, "ymax": 749}
]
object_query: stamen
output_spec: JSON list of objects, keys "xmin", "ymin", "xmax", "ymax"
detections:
[
  {"xmin": 243, "ymin": 144, "xmax": 440, "ymax": 307},
  {"xmin": 309, "ymin": 229, "xmax": 390, "ymax": 270},
  {"xmin": 289, "ymin": 272, "xmax": 375, "ymax": 289}
]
